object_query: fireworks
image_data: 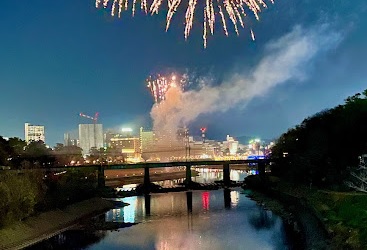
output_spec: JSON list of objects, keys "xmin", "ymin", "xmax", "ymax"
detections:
[
  {"xmin": 146, "ymin": 73, "xmax": 186, "ymax": 104},
  {"xmin": 95, "ymin": 0, "xmax": 275, "ymax": 47}
]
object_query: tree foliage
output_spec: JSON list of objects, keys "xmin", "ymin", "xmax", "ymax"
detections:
[
  {"xmin": 53, "ymin": 144, "xmax": 83, "ymax": 166},
  {"xmin": 0, "ymin": 136, "xmax": 27, "ymax": 167},
  {"xmin": 23, "ymin": 141, "xmax": 55, "ymax": 168},
  {"xmin": 271, "ymin": 89, "xmax": 367, "ymax": 188},
  {"xmin": 345, "ymin": 156, "xmax": 367, "ymax": 193},
  {"xmin": 0, "ymin": 171, "xmax": 45, "ymax": 226}
]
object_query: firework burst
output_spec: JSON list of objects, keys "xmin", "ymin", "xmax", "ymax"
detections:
[
  {"xmin": 95, "ymin": 0, "xmax": 275, "ymax": 47},
  {"xmin": 146, "ymin": 73, "xmax": 187, "ymax": 104}
]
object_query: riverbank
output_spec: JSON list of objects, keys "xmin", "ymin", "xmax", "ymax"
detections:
[
  {"xmin": 0, "ymin": 197, "xmax": 115, "ymax": 250},
  {"xmin": 245, "ymin": 175, "xmax": 367, "ymax": 249},
  {"xmin": 244, "ymin": 175, "xmax": 329, "ymax": 250}
]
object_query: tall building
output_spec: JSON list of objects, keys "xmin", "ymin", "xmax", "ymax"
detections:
[
  {"xmin": 140, "ymin": 127, "xmax": 155, "ymax": 154},
  {"xmin": 78, "ymin": 124, "xmax": 103, "ymax": 156},
  {"xmin": 24, "ymin": 123, "xmax": 45, "ymax": 144},
  {"xmin": 64, "ymin": 133, "xmax": 71, "ymax": 146}
]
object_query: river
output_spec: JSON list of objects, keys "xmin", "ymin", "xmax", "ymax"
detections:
[{"xmin": 27, "ymin": 168, "xmax": 302, "ymax": 250}]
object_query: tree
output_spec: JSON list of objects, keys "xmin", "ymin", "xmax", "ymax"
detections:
[
  {"xmin": 23, "ymin": 141, "xmax": 55, "ymax": 167},
  {"xmin": 345, "ymin": 156, "xmax": 367, "ymax": 193},
  {"xmin": 0, "ymin": 136, "xmax": 10, "ymax": 166},
  {"xmin": 53, "ymin": 144, "xmax": 83, "ymax": 166},
  {"xmin": 7, "ymin": 137, "xmax": 26, "ymax": 168},
  {"xmin": 271, "ymin": 89, "xmax": 367, "ymax": 187}
]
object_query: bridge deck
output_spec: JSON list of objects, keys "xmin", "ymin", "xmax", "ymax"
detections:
[{"xmin": 52, "ymin": 159, "xmax": 272, "ymax": 170}]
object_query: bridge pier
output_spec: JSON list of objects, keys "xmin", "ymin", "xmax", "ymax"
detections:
[
  {"xmin": 144, "ymin": 194, "xmax": 151, "ymax": 216},
  {"xmin": 223, "ymin": 163, "xmax": 230, "ymax": 187},
  {"xmin": 224, "ymin": 188, "xmax": 231, "ymax": 209},
  {"xmin": 144, "ymin": 167, "xmax": 150, "ymax": 188},
  {"xmin": 185, "ymin": 163, "xmax": 192, "ymax": 187},
  {"xmin": 258, "ymin": 161, "xmax": 266, "ymax": 180},
  {"xmin": 98, "ymin": 165, "xmax": 105, "ymax": 189},
  {"xmin": 186, "ymin": 191, "xmax": 193, "ymax": 213}
]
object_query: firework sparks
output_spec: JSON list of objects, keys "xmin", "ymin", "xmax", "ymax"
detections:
[
  {"xmin": 95, "ymin": 0, "xmax": 275, "ymax": 47},
  {"xmin": 146, "ymin": 73, "xmax": 187, "ymax": 104},
  {"xmin": 251, "ymin": 28, "xmax": 255, "ymax": 41}
]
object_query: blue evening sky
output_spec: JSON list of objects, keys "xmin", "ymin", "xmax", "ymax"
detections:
[{"xmin": 0, "ymin": 0, "xmax": 366, "ymax": 146}]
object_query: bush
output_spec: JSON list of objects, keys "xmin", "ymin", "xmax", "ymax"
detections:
[
  {"xmin": 0, "ymin": 171, "xmax": 45, "ymax": 227},
  {"xmin": 43, "ymin": 169, "xmax": 98, "ymax": 209}
]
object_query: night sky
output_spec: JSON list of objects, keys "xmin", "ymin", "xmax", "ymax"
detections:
[{"xmin": 0, "ymin": 0, "xmax": 366, "ymax": 146}]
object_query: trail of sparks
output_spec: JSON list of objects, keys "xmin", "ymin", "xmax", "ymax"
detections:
[
  {"xmin": 96, "ymin": 0, "xmax": 275, "ymax": 47},
  {"xmin": 251, "ymin": 28, "xmax": 255, "ymax": 41},
  {"xmin": 146, "ymin": 74, "xmax": 185, "ymax": 104}
]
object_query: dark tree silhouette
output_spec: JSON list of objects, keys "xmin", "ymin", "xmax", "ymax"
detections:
[{"xmin": 271, "ymin": 89, "xmax": 367, "ymax": 188}]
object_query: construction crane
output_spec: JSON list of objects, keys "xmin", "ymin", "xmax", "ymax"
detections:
[
  {"xmin": 79, "ymin": 112, "xmax": 99, "ymax": 150},
  {"xmin": 79, "ymin": 112, "xmax": 99, "ymax": 124}
]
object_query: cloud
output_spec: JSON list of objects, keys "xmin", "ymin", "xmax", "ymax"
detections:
[{"xmin": 150, "ymin": 24, "xmax": 342, "ymax": 141}]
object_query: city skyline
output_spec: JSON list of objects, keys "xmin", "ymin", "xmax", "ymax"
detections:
[{"xmin": 0, "ymin": 1, "xmax": 366, "ymax": 146}]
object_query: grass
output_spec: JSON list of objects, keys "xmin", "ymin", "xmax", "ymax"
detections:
[
  {"xmin": 249, "ymin": 175, "xmax": 367, "ymax": 249},
  {"xmin": 310, "ymin": 191, "xmax": 367, "ymax": 249}
]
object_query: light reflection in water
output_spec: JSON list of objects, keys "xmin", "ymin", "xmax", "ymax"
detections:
[
  {"xmin": 230, "ymin": 190, "xmax": 239, "ymax": 206},
  {"xmin": 29, "ymin": 168, "xmax": 299, "ymax": 250},
  {"xmin": 105, "ymin": 196, "xmax": 139, "ymax": 223},
  {"xmin": 202, "ymin": 192, "xmax": 210, "ymax": 210},
  {"xmin": 193, "ymin": 168, "xmax": 247, "ymax": 183},
  {"xmin": 94, "ymin": 189, "xmax": 294, "ymax": 250}
]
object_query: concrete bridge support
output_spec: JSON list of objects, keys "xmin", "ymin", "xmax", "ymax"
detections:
[
  {"xmin": 185, "ymin": 163, "xmax": 192, "ymax": 187},
  {"xmin": 223, "ymin": 163, "xmax": 231, "ymax": 187},
  {"xmin": 224, "ymin": 188, "xmax": 231, "ymax": 209},
  {"xmin": 258, "ymin": 161, "xmax": 266, "ymax": 180},
  {"xmin": 144, "ymin": 194, "xmax": 151, "ymax": 216},
  {"xmin": 144, "ymin": 167, "xmax": 150, "ymax": 188},
  {"xmin": 186, "ymin": 191, "xmax": 193, "ymax": 213},
  {"xmin": 98, "ymin": 165, "xmax": 105, "ymax": 189}
]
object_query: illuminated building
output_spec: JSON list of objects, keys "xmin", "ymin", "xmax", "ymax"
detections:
[
  {"xmin": 70, "ymin": 139, "xmax": 79, "ymax": 147},
  {"xmin": 78, "ymin": 124, "xmax": 103, "ymax": 156},
  {"xmin": 140, "ymin": 127, "xmax": 155, "ymax": 154},
  {"xmin": 24, "ymin": 123, "xmax": 45, "ymax": 144},
  {"xmin": 223, "ymin": 135, "xmax": 239, "ymax": 155},
  {"xmin": 249, "ymin": 139, "xmax": 263, "ymax": 156},
  {"xmin": 110, "ymin": 136, "xmax": 141, "ymax": 159}
]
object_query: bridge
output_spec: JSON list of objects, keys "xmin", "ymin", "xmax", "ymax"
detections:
[{"xmin": 91, "ymin": 159, "xmax": 272, "ymax": 190}]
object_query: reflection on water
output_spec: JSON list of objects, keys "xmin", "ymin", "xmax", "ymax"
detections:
[
  {"xmin": 29, "ymin": 169, "xmax": 300, "ymax": 250},
  {"xmin": 99, "ymin": 188, "xmax": 296, "ymax": 250},
  {"xmin": 193, "ymin": 168, "xmax": 247, "ymax": 183}
]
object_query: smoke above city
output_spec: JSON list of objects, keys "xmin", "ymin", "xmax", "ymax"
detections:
[{"xmin": 151, "ymin": 24, "xmax": 341, "ymax": 143}]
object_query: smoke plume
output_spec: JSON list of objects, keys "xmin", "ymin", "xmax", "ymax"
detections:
[{"xmin": 151, "ymin": 25, "xmax": 341, "ymax": 142}]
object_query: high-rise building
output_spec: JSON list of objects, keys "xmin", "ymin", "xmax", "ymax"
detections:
[
  {"xmin": 24, "ymin": 123, "xmax": 45, "ymax": 144},
  {"xmin": 140, "ymin": 127, "xmax": 155, "ymax": 154},
  {"xmin": 78, "ymin": 124, "xmax": 103, "ymax": 156},
  {"xmin": 64, "ymin": 133, "xmax": 71, "ymax": 146}
]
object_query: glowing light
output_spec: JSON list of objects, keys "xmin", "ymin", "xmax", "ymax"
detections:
[
  {"xmin": 121, "ymin": 128, "xmax": 133, "ymax": 132},
  {"xmin": 146, "ymin": 73, "xmax": 187, "ymax": 104},
  {"xmin": 95, "ymin": 0, "xmax": 275, "ymax": 47}
]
